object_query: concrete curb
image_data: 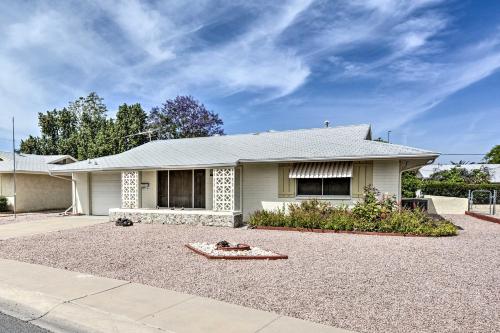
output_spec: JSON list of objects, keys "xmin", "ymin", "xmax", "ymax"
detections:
[{"xmin": 0, "ymin": 259, "xmax": 355, "ymax": 333}]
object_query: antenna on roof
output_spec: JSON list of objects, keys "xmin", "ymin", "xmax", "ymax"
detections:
[
  {"xmin": 125, "ymin": 128, "xmax": 160, "ymax": 142},
  {"xmin": 324, "ymin": 120, "xmax": 330, "ymax": 128}
]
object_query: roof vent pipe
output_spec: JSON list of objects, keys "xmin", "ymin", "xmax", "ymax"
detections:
[{"xmin": 324, "ymin": 120, "xmax": 330, "ymax": 128}]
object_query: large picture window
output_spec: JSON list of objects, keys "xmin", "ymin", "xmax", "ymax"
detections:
[{"xmin": 297, "ymin": 178, "xmax": 350, "ymax": 196}]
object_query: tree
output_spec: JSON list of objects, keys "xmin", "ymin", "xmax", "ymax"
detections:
[
  {"xmin": 401, "ymin": 171, "xmax": 422, "ymax": 198},
  {"xmin": 484, "ymin": 145, "xmax": 500, "ymax": 164},
  {"xmin": 70, "ymin": 93, "xmax": 112, "ymax": 159},
  {"xmin": 429, "ymin": 166, "xmax": 490, "ymax": 184},
  {"xmin": 148, "ymin": 95, "xmax": 224, "ymax": 139},
  {"xmin": 113, "ymin": 103, "xmax": 148, "ymax": 153},
  {"xmin": 20, "ymin": 93, "xmax": 114, "ymax": 160}
]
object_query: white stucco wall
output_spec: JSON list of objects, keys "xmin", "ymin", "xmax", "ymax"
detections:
[
  {"xmin": 425, "ymin": 195, "xmax": 468, "ymax": 214},
  {"xmin": 73, "ymin": 172, "xmax": 89, "ymax": 215},
  {"xmin": 206, "ymin": 169, "xmax": 213, "ymax": 210},
  {"xmin": 372, "ymin": 160, "xmax": 400, "ymax": 200},
  {"xmin": 141, "ymin": 171, "xmax": 157, "ymax": 208}
]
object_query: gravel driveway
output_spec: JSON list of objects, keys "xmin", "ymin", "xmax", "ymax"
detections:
[{"xmin": 0, "ymin": 214, "xmax": 498, "ymax": 333}]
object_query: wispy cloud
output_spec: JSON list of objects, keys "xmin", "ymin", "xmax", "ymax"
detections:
[{"xmin": 0, "ymin": 0, "xmax": 499, "ymax": 156}]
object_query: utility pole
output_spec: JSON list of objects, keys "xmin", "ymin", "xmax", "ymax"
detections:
[
  {"xmin": 387, "ymin": 130, "xmax": 391, "ymax": 143},
  {"xmin": 12, "ymin": 117, "xmax": 16, "ymax": 219}
]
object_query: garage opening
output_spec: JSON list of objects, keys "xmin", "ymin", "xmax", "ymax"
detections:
[{"xmin": 91, "ymin": 172, "xmax": 121, "ymax": 215}]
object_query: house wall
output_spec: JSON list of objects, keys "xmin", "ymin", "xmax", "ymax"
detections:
[
  {"xmin": 372, "ymin": 160, "xmax": 401, "ymax": 200},
  {"xmin": 206, "ymin": 169, "xmax": 213, "ymax": 210},
  {"xmin": 0, "ymin": 173, "xmax": 72, "ymax": 212},
  {"xmin": 0, "ymin": 174, "xmax": 14, "ymax": 210},
  {"xmin": 141, "ymin": 170, "xmax": 157, "ymax": 208},
  {"xmin": 240, "ymin": 160, "xmax": 401, "ymax": 220},
  {"xmin": 73, "ymin": 172, "xmax": 90, "ymax": 215}
]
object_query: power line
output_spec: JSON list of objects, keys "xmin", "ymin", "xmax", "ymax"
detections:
[{"xmin": 440, "ymin": 153, "xmax": 487, "ymax": 156}]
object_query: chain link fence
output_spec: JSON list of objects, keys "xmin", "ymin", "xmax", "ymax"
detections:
[{"xmin": 468, "ymin": 190, "xmax": 497, "ymax": 216}]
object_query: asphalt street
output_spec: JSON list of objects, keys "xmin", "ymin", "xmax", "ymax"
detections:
[{"xmin": 0, "ymin": 312, "xmax": 50, "ymax": 333}]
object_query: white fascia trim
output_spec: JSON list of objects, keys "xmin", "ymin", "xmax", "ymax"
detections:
[{"xmin": 237, "ymin": 154, "xmax": 440, "ymax": 163}]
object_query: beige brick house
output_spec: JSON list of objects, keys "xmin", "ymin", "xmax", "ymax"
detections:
[{"xmin": 0, "ymin": 152, "xmax": 75, "ymax": 212}]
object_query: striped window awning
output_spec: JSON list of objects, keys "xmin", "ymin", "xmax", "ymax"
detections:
[{"xmin": 289, "ymin": 162, "xmax": 353, "ymax": 178}]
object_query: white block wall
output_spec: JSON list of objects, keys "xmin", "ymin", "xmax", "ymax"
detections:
[{"xmin": 372, "ymin": 160, "xmax": 400, "ymax": 200}]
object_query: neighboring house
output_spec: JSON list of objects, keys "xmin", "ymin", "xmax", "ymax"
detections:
[
  {"xmin": 418, "ymin": 164, "xmax": 500, "ymax": 183},
  {"xmin": 54, "ymin": 124, "xmax": 439, "ymax": 227},
  {"xmin": 0, "ymin": 152, "xmax": 76, "ymax": 212}
]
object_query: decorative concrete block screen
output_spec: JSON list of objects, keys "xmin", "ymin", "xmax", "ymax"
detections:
[
  {"xmin": 122, "ymin": 171, "xmax": 139, "ymax": 209},
  {"xmin": 213, "ymin": 168, "xmax": 234, "ymax": 211}
]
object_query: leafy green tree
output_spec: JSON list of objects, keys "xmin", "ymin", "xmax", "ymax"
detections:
[
  {"xmin": 20, "ymin": 93, "xmax": 115, "ymax": 160},
  {"xmin": 113, "ymin": 103, "xmax": 148, "ymax": 153},
  {"xmin": 69, "ymin": 93, "xmax": 112, "ymax": 159},
  {"xmin": 430, "ymin": 166, "xmax": 490, "ymax": 184},
  {"xmin": 401, "ymin": 171, "xmax": 422, "ymax": 198},
  {"xmin": 484, "ymin": 145, "xmax": 500, "ymax": 163}
]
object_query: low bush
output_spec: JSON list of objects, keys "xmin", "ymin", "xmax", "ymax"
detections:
[
  {"xmin": 248, "ymin": 187, "xmax": 458, "ymax": 237},
  {"xmin": 0, "ymin": 195, "xmax": 8, "ymax": 212},
  {"xmin": 421, "ymin": 181, "xmax": 500, "ymax": 203}
]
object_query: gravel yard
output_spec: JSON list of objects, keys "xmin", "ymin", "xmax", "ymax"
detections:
[
  {"xmin": 0, "ymin": 211, "xmax": 64, "ymax": 225},
  {"xmin": 0, "ymin": 214, "xmax": 498, "ymax": 333}
]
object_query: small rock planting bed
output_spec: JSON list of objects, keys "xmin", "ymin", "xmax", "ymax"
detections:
[{"xmin": 186, "ymin": 241, "xmax": 288, "ymax": 260}]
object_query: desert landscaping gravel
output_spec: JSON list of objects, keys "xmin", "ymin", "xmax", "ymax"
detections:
[
  {"xmin": 0, "ymin": 211, "xmax": 63, "ymax": 225},
  {"xmin": 0, "ymin": 214, "xmax": 498, "ymax": 333}
]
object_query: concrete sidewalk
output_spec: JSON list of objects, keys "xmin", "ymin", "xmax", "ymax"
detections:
[
  {"xmin": 0, "ymin": 216, "xmax": 108, "ymax": 240},
  {"xmin": 0, "ymin": 259, "xmax": 354, "ymax": 333}
]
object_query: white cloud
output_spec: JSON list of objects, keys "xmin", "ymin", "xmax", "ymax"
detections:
[{"xmin": 0, "ymin": 0, "xmax": 499, "ymax": 153}]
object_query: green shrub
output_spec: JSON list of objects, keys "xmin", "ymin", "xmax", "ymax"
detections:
[
  {"xmin": 0, "ymin": 196, "xmax": 8, "ymax": 212},
  {"xmin": 352, "ymin": 185, "xmax": 396, "ymax": 222},
  {"xmin": 248, "ymin": 187, "xmax": 458, "ymax": 237},
  {"xmin": 421, "ymin": 181, "xmax": 500, "ymax": 203}
]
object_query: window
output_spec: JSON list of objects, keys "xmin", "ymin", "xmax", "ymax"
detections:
[{"xmin": 297, "ymin": 178, "xmax": 350, "ymax": 196}]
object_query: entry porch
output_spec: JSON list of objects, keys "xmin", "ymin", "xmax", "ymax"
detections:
[{"xmin": 114, "ymin": 167, "xmax": 243, "ymax": 227}]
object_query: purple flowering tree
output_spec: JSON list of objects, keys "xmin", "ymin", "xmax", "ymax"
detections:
[{"xmin": 148, "ymin": 96, "xmax": 224, "ymax": 139}]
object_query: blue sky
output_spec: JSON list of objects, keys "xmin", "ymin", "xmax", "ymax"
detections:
[{"xmin": 0, "ymin": 0, "xmax": 499, "ymax": 163}]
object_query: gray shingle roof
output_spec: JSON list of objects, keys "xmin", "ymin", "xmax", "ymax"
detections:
[
  {"xmin": 53, "ymin": 124, "xmax": 438, "ymax": 172},
  {"xmin": 0, "ymin": 152, "xmax": 76, "ymax": 173}
]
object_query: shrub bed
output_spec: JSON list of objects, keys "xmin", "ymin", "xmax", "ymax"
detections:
[
  {"xmin": 0, "ymin": 196, "xmax": 8, "ymax": 212},
  {"xmin": 249, "ymin": 187, "xmax": 458, "ymax": 237}
]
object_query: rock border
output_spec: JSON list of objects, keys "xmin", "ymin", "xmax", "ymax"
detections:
[
  {"xmin": 252, "ymin": 226, "xmax": 445, "ymax": 237},
  {"xmin": 185, "ymin": 244, "xmax": 288, "ymax": 260},
  {"xmin": 465, "ymin": 211, "xmax": 500, "ymax": 224}
]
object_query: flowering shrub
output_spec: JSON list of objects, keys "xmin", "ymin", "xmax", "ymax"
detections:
[{"xmin": 249, "ymin": 187, "xmax": 457, "ymax": 237}]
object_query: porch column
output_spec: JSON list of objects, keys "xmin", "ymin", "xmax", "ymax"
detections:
[
  {"xmin": 121, "ymin": 171, "xmax": 140, "ymax": 209},
  {"xmin": 213, "ymin": 168, "xmax": 234, "ymax": 211}
]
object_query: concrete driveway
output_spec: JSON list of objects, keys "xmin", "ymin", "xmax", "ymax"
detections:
[{"xmin": 0, "ymin": 216, "xmax": 108, "ymax": 240}]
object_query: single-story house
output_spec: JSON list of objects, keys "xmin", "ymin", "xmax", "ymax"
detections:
[
  {"xmin": 0, "ymin": 152, "xmax": 76, "ymax": 212},
  {"xmin": 54, "ymin": 124, "xmax": 439, "ymax": 227},
  {"xmin": 418, "ymin": 164, "xmax": 500, "ymax": 183}
]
